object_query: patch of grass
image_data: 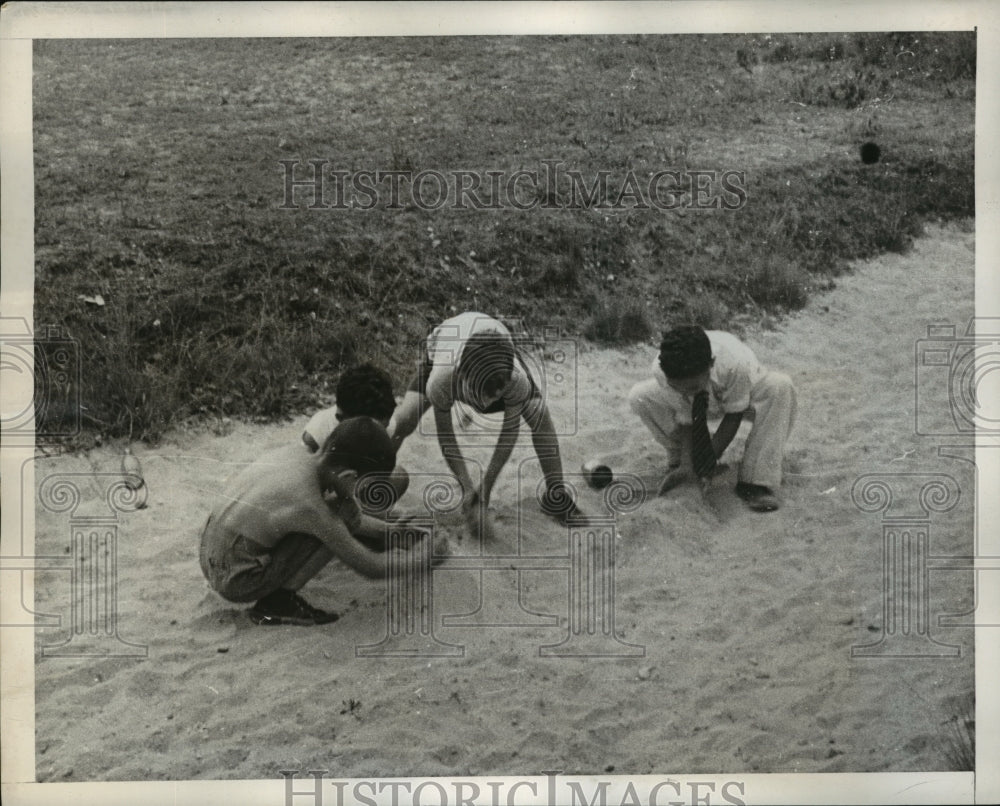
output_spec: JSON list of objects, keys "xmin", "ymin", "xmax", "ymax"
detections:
[
  {"xmin": 942, "ymin": 693, "xmax": 975, "ymax": 771},
  {"xmin": 854, "ymin": 32, "xmax": 976, "ymax": 84},
  {"xmin": 582, "ymin": 297, "xmax": 653, "ymax": 345},
  {"xmin": 31, "ymin": 34, "xmax": 975, "ymax": 444},
  {"xmin": 678, "ymin": 294, "xmax": 730, "ymax": 331},
  {"xmin": 742, "ymin": 258, "xmax": 811, "ymax": 310},
  {"xmin": 792, "ymin": 66, "xmax": 892, "ymax": 109}
]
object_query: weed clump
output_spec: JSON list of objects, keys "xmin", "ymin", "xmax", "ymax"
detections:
[
  {"xmin": 942, "ymin": 693, "xmax": 975, "ymax": 771},
  {"xmin": 583, "ymin": 298, "xmax": 654, "ymax": 345}
]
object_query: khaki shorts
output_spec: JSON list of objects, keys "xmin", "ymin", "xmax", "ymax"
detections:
[{"xmin": 199, "ymin": 515, "xmax": 325, "ymax": 603}]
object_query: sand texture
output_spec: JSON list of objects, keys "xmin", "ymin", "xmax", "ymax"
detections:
[{"xmin": 32, "ymin": 224, "xmax": 975, "ymax": 780}]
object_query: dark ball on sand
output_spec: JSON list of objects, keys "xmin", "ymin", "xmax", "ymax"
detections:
[
  {"xmin": 582, "ymin": 460, "xmax": 614, "ymax": 490},
  {"xmin": 860, "ymin": 142, "xmax": 881, "ymax": 164}
]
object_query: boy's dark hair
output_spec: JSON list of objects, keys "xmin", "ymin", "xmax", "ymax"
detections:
[
  {"xmin": 658, "ymin": 325, "xmax": 713, "ymax": 379},
  {"xmin": 335, "ymin": 363, "xmax": 396, "ymax": 421},
  {"xmin": 321, "ymin": 416, "xmax": 396, "ymax": 476},
  {"xmin": 460, "ymin": 330, "xmax": 515, "ymax": 387}
]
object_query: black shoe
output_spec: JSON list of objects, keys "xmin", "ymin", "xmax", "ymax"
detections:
[
  {"xmin": 248, "ymin": 590, "xmax": 340, "ymax": 626},
  {"xmin": 735, "ymin": 482, "xmax": 780, "ymax": 512},
  {"xmin": 540, "ymin": 486, "xmax": 589, "ymax": 526}
]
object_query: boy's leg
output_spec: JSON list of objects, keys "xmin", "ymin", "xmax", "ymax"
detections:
[
  {"xmin": 249, "ymin": 534, "xmax": 340, "ymax": 626},
  {"xmin": 224, "ymin": 533, "xmax": 340, "ymax": 626},
  {"xmin": 740, "ymin": 371, "xmax": 797, "ymax": 490},
  {"xmin": 279, "ymin": 536, "xmax": 336, "ymax": 592},
  {"xmin": 627, "ymin": 379, "xmax": 684, "ymax": 463},
  {"xmin": 516, "ymin": 396, "xmax": 585, "ymax": 524}
]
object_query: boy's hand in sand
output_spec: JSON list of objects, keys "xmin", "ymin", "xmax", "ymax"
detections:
[
  {"xmin": 698, "ymin": 462, "xmax": 730, "ymax": 496},
  {"xmin": 658, "ymin": 462, "xmax": 728, "ymax": 496}
]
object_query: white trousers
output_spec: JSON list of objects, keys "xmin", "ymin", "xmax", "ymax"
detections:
[{"xmin": 627, "ymin": 371, "xmax": 796, "ymax": 489}]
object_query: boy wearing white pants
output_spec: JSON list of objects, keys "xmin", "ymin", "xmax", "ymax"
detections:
[{"xmin": 628, "ymin": 325, "xmax": 796, "ymax": 512}]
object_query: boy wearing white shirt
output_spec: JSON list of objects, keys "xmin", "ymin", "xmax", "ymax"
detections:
[
  {"xmin": 390, "ymin": 311, "xmax": 586, "ymax": 531},
  {"xmin": 628, "ymin": 325, "xmax": 796, "ymax": 511}
]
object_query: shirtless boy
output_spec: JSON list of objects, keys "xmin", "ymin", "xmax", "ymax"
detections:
[
  {"xmin": 199, "ymin": 417, "xmax": 431, "ymax": 625},
  {"xmin": 302, "ymin": 363, "xmax": 408, "ymax": 512}
]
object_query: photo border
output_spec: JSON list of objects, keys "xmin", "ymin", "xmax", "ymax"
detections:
[{"xmin": 2, "ymin": 2, "xmax": 997, "ymax": 804}]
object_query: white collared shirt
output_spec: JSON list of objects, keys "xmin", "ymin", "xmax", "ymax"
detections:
[{"xmin": 652, "ymin": 331, "xmax": 766, "ymax": 422}]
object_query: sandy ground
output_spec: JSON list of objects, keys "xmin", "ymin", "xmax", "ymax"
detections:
[{"xmin": 31, "ymin": 223, "xmax": 975, "ymax": 780}]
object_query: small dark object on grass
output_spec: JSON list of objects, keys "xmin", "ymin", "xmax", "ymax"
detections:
[{"xmin": 860, "ymin": 142, "xmax": 881, "ymax": 164}]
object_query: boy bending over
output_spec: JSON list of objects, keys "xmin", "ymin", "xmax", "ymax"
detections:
[
  {"xmin": 302, "ymin": 363, "xmax": 409, "ymax": 512},
  {"xmin": 199, "ymin": 417, "xmax": 432, "ymax": 626},
  {"xmin": 628, "ymin": 325, "xmax": 796, "ymax": 512},
  {"xmin": 389, "ymin": 311, "xmax": 586, "ymax": 532}
]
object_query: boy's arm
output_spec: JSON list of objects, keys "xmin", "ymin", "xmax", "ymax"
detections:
[
  {"xmin": 287, "ymin": 502, "xmax": 390, "ymax": 578},
  {"xmin": 712, "ymin": 412, "xmax": 744, "ymax": 459},
  {"xmin": 660, "ymin": 425, "xmax": 729, "ymax": 495},
  {"xmin": 660, "ymin": 411, "xmax": 743, "ymax": 496},
  {"xmin": 299, "ymin": 499, "xmax": 439, "ymax": 579},
  {"xmin": 434, "ymin": 406, "xmax": 476, "ymax": 496},
  {"xmin": 322, "ymin": 489, "xmax": 395, "ymax": 547}
]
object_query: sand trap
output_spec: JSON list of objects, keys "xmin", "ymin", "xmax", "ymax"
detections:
[{"xmin": 30, "ymin": 223, "xmax": 975, "ymax": 779}]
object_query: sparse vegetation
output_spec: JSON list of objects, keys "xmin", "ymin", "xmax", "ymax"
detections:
[
  {"xmin": 32, "ymin": 33, "xmax": 975, "ymax": 444},
  {"xmin": 583, "ymin": 297, "xmax": 653, "ymax": 345},
  {"xmin": 943, "ymin": 693, "xmax": 975, "ymax": 771}
]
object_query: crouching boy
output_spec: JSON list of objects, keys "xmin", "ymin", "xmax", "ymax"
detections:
[
  {"xmin": 389, "ymin": 311, "xmax": 587, "ymax": 531},
  {"xmin": 628, "ymin": 325, "xmax": 796, "ymax": 511},
  {"xmin": 302, "ymin": 363, "xmax": 409, "ymax": 515},
  {"xmin": 199, "ymin": 417, "xmax": 433, "ymax": 626}
]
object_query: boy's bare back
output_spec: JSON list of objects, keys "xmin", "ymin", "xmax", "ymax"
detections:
[{"xmin": 210, "ymin": 444, "xmax": 331, "ymax": 550}]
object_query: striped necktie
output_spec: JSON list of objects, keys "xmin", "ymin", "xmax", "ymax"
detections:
[{"xmin": 691, "ymin": 390, "xmax": 716, "ymax": 478}]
